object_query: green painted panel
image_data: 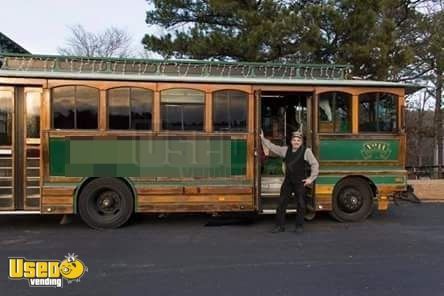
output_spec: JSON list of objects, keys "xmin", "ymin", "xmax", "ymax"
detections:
[
  {"xmin": 320, "ymin": 139, "xmax": 400, "ymax": 161},
  {"xmin": 49, "ymin": 138, "xmax": 247, "ymax": 178},
  {"xmin": 230, "ymin": 140, "xmax": 247, "ymax": 175},
  {"xmin": 316, "ymin": 175, "xmax": 406, "ymax": 185},
  {"xmin": 319, "ymin": 166, "xmax": 404, "ymax": 171},
  {"xmin": 49, "ymin": 138, "xmax": 68, "ymax": 176}
]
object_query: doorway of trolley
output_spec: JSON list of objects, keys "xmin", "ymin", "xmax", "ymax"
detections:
[{"xmin": 256, "ymin": 90, "xmax": 316, "ymax": 220}]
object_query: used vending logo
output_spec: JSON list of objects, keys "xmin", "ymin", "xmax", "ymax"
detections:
[{"xmin": 8, "ymin": 253, "xmax": 88, "ymax": 288}]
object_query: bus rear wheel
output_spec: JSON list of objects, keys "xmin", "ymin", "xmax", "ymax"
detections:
[
  {"xmin": 78, "ymin": 178, "xmax": 134, "ymax": 229},
  {"xmin": 330, "ymin": 178, "xmax": 373, "ymax": 222}
]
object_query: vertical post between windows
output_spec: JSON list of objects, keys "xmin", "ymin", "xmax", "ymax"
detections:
[
  {"xmin": 180, "ymin": 107, "xmax": 184, "ymax": 131},
  {"xmin": 127, "ymin": 88, "xmax": 132, "ymax": 129},
  {"xmin": 73, "ymin": 87, "xmax": 78, "ymax": 129},
  {"xmin": 42, "ymin": 88, "xmax": 50, "ymax": 182},
  {"xmin": 306, "ymin": 94, "xmax": 312, "ymax": 148},
  {"xmin": 352, "ymin": 94, "xmax": 359, "ymax": 134},
  {"xmin": 205, "ymin": 92, "xmax": 212, "ymax": 133},
  {"xmin": 375, "ymin": 93, "xmax": 380, "ymax": 132},
  {"xmin": 41, "ymin": 88, "xmax": 50, "ymax": 133},
  {"xmin": 99, "ymin": 89, "xmax": 106, "ymax": 131},
  {"xmin": 153, "ymin": 90, "xmax": 160, "ymax": 132},
  {"xmin": 313, "ymin": 92, "xmax": 319, "ymax": 155},
  {"xmin": 248, "ymin": 92, "xmax": 254, "ymax": 134},
  {"xmin": 399, "ymin": 94, "xmax": 404, "ymax": 133}
]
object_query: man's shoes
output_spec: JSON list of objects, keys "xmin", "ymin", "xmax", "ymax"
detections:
[
  {"xmin": 293, "ymin": 225, "xmax": 304, "ymax": 233},
  {"xmin": 271, "ymin": 226, "xmax": 285, "ymax": 233}
]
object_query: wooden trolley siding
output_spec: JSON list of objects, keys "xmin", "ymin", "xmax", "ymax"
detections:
[{"xmin": 0, "ymin": 54, "xmax": 416, "ymax": 217}]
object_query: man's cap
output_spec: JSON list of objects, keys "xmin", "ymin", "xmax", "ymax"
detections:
[{"xmin": 291, "ymin": 131, "xmax": 303, "ymax": 139}]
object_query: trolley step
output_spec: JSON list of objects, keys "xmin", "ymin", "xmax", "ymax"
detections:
[{"xmin": 0, "ymin": 210, "xmax": 41, "ymax": 214}]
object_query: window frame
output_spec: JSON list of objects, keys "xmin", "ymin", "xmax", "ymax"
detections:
[
  {"xmin": 317, "ymin": 91, "xmax": 353, "ymax": 134},
  {"xmin": 212, "ymin": 89, "xmax": 249, "ymax": 133},
  {"xmin": 160, "ymin": 88, "xmax": 206, "ymax": 132},
  {"xmin": 106, "ymin": 87, "xmax": 154, "ymax": 131},
  {"xmin": 358, "ymin": 92, "xmax": 399, "ymax": 134},
  {"xmin": 50, "ymin": 85, "xmax": 99, "ymax": 130},
  {"xmin": 0, "ymin": 88, "xmax": 14, "ymax": 146}
]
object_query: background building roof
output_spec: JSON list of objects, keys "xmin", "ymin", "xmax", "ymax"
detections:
[{"xmin": 0, "ymin": 33, "xmax": 29, "ymax": 54}]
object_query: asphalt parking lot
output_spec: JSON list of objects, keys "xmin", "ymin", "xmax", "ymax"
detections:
[{"xmin": 1, "ymin": 202, "xmax": 443, "ymax": 296}]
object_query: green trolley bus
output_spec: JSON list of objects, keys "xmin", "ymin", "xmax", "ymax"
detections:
[{"xmin": 0, "ymin": 53, "xmax": 417, "ymax": 228}]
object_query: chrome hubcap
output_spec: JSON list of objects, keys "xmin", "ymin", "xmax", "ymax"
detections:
[{"xmin": 338, "ymin": 187, "xmax": 363, "ymax": 213}]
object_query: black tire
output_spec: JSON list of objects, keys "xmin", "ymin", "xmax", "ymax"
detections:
[
  {"xmin": 330, "ymin": 178, "xmax": 374, "ymax": 222},
  {"xmin": 78, "ymin": 178, "xmax": 134, "ymax": 229}
]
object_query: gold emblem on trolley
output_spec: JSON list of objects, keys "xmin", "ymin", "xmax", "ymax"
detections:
[{"xmin": 360, "ymin": 142, "xmax": 392, "ymax": 160}]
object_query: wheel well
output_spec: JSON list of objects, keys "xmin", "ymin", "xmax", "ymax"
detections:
[
  {"xmin": 333, "ymin": 175, "xmax": 377, "ymax": 199},
  {"xmin": 74, "ymin": 177, "xmax": 136, "ymax": 213}
]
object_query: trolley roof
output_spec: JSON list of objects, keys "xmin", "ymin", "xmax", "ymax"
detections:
[{"xmin": 0, "ymin": 53, "xmax": 421, "ymax": 94}]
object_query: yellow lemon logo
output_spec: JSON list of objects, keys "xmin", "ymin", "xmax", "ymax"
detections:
[{"xmin": 59, "ymin": 254, "xmax": 87, "ymax": 281}]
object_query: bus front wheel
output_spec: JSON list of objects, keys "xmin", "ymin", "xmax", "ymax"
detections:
[
  {"xmin": 330, "ymin": 178, "xmax": 373, "ymax": 222},
  {"xmin": 78, "ymin": 178, "xmax": 134, "ymax": 229}
]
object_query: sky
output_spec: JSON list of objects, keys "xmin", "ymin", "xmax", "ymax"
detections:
[{"xmin": 0, "ymin": 0, "xmax": 155, "ymax": 55}]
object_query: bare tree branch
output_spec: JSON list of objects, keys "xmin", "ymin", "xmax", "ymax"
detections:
[{"xmin": 58, "ymin": 25, "xmax": 133, "ymax": 58}]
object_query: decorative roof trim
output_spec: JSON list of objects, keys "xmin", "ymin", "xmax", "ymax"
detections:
[
  {"xmin": 0, "ymin": 69, "xmax": 419, "ymax": 90},
  {"xmin": 0, "ymin": 53, "xmax": 351, "ymax": 81}
]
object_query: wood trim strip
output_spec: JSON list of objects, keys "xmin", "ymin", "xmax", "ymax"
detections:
[
  {"xmin": 41, "ymin": 88, "xmax": 50, "ymax": 183},
  {"xmin": 41, "ymin": 196, "xmax": 73, "ymax": 205},
  {"xmin": 99, "ymin": 90, "xmax": 106, "ymax": 130},
  {"xmin": 0, "ymin": 86, "xmax": 15, "ymax": 92},
  {"xmin": 248, "ymin": 92, "xmax": 254, "ymax": 134},
  {"xmin": 319, "ymin": 170, "xmax": 407, "ymax": 175},
  {"xmin": 136, "ymin": 187, "xmax": 183, "ymax": 195},
  {"xmin": 157, "ymin": 83, "xmax": 251, "ymax": 93},
  {"xmin": 246, "ymin": 133, "xmax": 254, "ymax": 180},
  {"xmin": 0, "ymin": 77, "xmax": 47, "ymax": 87},
  {"xmin": 41, "ymin": 205, "xmax": 73, "ymax": 214},
  {"xmin": 199, "ymin": 187, "xmax": 253, "ymax": 194},
  {"xmin": 320, "ymin": 161, "xmax": 401, "ymax": 166},
  {"xmin": 253, "ymin": 85, "xmax": 315, "ymax": 92},
  {"xmin": 47, "ymin": 79, "xmax": 156, "ymax": 90},
  {"xmin": 137, "ymin": 204, "xmax": 255, "ymax": 213},
  {"xmin": 153, "ymin": 89, "xmax": 160, "ymax": 132},
  {"xmin": 138, "ymin": 194, "xmax": 253, "ymax": 203},
  {"xmin": 46, "ymin": 176, "xmax": 82, "ymax": 183},
  {"xmin": 136, "ymin": 186, "xmax": 253, "ymax": 196},
  {"xmin": 313, "ymin": 92, "xmax": 320, "ymax": 156},
  {"xmin": 184, "ymin": 187, "xmax": 199, "ymax": 194},
  {"xmin": 352, "ymin": 94, "xmax": 358, "ymax": 134},
  {"xmin": 42, "ymin": 187, "xmax": 75, "ymax": 196},
  {"xmin": 315, "ymin": 86, "xmax": 404, "ymax": 96},
  {"xmin": 46, "ymin": 132, "xmax": 247, "ymax": 140},
  {"xmin": 205, "ymin": 92, "xmax": 212, "ymax": 133}
]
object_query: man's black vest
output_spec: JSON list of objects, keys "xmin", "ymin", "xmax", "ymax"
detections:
[{"xmin": 284, "ymin": 146, "xmax": 307, "ymax": 183}]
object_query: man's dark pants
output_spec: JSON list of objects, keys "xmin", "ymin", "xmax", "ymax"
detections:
[{"xmin": 276, "ymin": 178, "xmax": 306, "ymax": 227}]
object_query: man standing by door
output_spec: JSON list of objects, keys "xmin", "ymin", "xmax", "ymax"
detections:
[{"xmin": 261, "ymin": 130, "xmax": 319, "ymax": 233}]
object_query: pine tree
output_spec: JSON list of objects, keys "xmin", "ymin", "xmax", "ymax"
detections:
[
  {"xmin": 143, "ymin": 0, "xmax": 424, "ymax": 79},
  {"xmin": 143, "ymin": 0, "xmax": 307, "ymax": 61}
]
